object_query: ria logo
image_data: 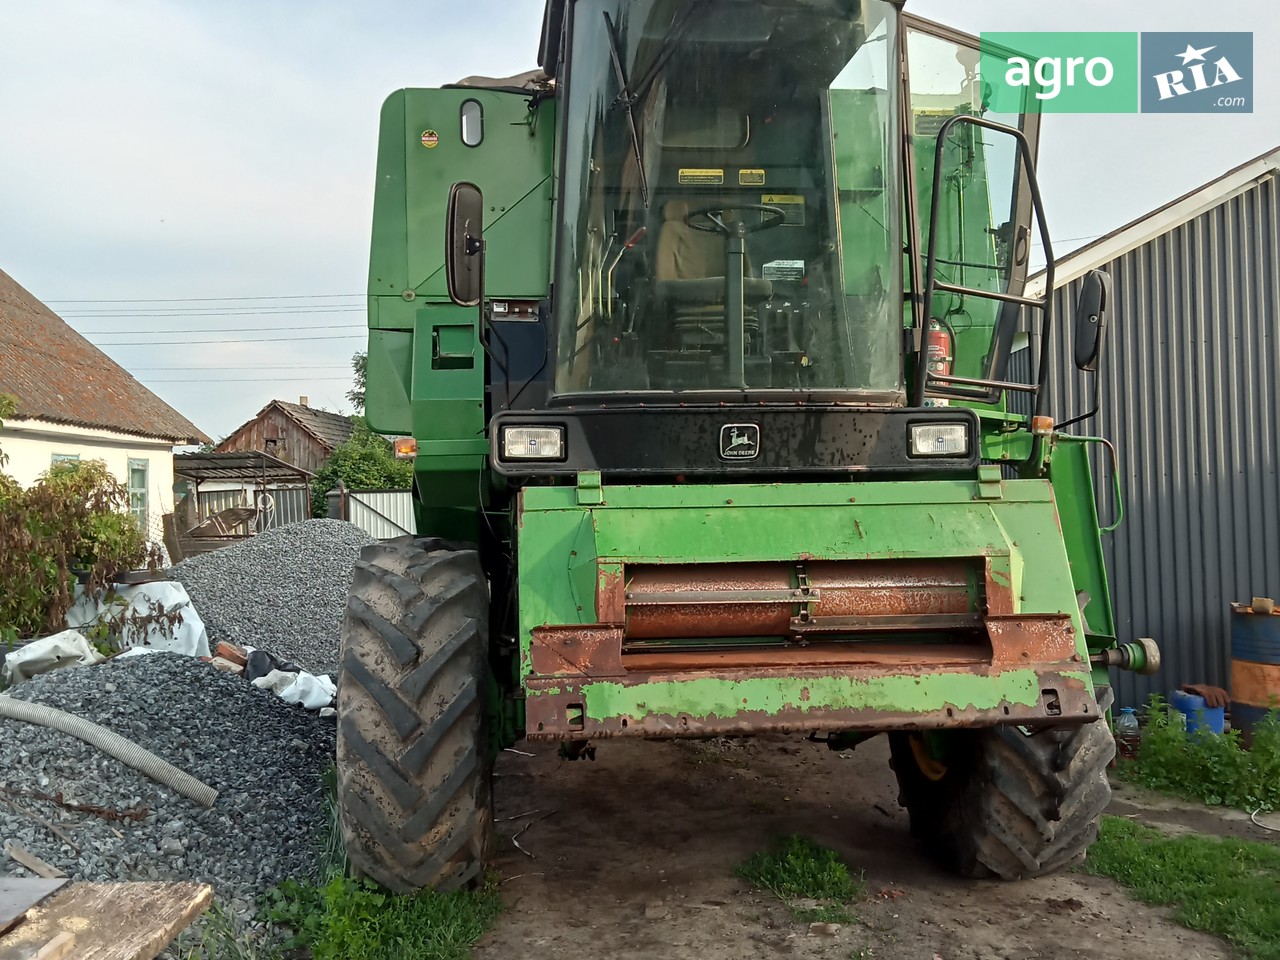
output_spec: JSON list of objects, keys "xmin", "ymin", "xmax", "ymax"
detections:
[
  {"xmin": 719, "ymin": 423, "xmax": 760, "ymax": 461},
  {"xmin": 1142, "ymin": 33, "xmax": 1252, "ymax": 113},
  {"xmin": 1155, "ymin": 43, "xmax": 1243, "ymax": 100}
]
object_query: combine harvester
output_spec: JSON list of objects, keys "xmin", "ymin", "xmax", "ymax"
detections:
[{"xmin": 337, "ymin": 0, "xmax": 1159, "ymax": 891}]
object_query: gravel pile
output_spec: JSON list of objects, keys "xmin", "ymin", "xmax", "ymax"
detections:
[
  {"xmin": 0, "ymin": 653, "xmax": 336, "ymax": 911},
  {"xmin": 172, "ymin": 519, "xmax": 375, "ymax": 676}
]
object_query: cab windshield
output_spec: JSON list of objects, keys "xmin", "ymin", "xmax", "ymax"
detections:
[{"xmin": 553, "ymin": 0, "xmax": 903, "ymax": 399}]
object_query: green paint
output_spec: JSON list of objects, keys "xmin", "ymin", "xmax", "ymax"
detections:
[
  {"xmin": 1049, "ymin": 435, "xmax": 1118, "ymax": 646},
  {"xmin": 367, "ymin": 88, "xmax": 556, "ymax": 540},
  {"xmin": 518, "ymin": 476, "xmax": 1095, "ymax": 728},
  {"xmin": 584, "ymin": 668, "xmax": 1072, "ymax": 722}
]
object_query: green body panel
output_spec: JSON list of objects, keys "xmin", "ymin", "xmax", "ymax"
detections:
[
  {"xmin": 517, "ymin": 478, "xmax": 1093, "ymax": 724},
  {"xmin": 581, "ymin": 668, "xmax": 1066, "ymax": 725},
  {"xmin": 1048, "ymin": 436, "xmax": 1118, "ymax": 647},
  {"xmin": 366, "ymin": 88, "xmax": 556, "ymax": 538},
  {"xmin": 367, "ymin": 88, "xmax": 555, "ymax": 304}
]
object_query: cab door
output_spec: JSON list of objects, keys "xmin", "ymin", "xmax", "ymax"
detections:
[{"xmin": 903, "ymin": 16, "xmax": 1042, "ymax": 399}]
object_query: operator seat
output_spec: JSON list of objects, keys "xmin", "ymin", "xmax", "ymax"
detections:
[{"xmin": 653, "ymin": 200, "xmax": 773, "ymax": 309}]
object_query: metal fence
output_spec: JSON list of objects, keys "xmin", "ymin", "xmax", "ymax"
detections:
[
  {"xmin": 328, "ymin": 488, "xmax": 417, "ymax": 539},
  {"xmin": 196, "ymin": 486, "xmax": 311, "ymax": 534}
]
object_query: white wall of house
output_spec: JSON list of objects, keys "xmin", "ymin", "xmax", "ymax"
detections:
[{"xmin": 0, "ymin": 418, "xmax": 177, "ymax": 534}]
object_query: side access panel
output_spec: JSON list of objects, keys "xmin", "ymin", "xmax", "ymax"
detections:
[{"xmin": 364, "ymin": 88, "xmax": 555, "ymax": 538}]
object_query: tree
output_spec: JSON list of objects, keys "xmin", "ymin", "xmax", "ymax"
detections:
[
  {"xmin": 347, "ymin": 351, "xmax": 367, "ymax": 412},
  {"xmin": 311, "ymin": 416, "xmax": 413, "ymax": 516}
]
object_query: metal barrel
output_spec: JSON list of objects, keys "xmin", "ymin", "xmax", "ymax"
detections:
[{"xmin": 1230, "ymin": 604, "xmax": 1280, "ymax": 743}]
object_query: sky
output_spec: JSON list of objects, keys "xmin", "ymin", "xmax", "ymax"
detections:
[{"xmin": 0, "ymin": 0, "xmax": 1275, "ymax": 441}]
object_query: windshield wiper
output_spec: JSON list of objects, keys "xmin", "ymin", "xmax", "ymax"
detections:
[
  {"xmin": 628, "ymin": 0, "xmax": 710, "ymax": 105},
  {"xmin": 602, "ymin": 11, "xmax": 650, "ymax": 207}
]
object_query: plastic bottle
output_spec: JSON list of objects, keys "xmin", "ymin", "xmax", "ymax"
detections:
[{"xmin": 1115, "ymin": 707, "xmax": 1141, "ymax": 761}]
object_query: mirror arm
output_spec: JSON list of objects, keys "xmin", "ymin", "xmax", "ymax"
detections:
[{"xmin": 1056, "ymin": 370, "xmax": 1101, "ymax": 432}]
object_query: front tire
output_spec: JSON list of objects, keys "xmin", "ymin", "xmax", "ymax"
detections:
[
  {"xmin": 890, "ymin": 688, "xmax": 1115, "ymax": 880},
  {"xmin": 336, "ymin": 537, "xmax": 494, "ymax": 893}
]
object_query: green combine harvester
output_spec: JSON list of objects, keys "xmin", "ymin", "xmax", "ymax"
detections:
[{"xmin": 337, "ymin": 0, "xmax": 1159, "ymax": 891}]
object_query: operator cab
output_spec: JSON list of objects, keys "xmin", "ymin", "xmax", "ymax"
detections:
[{"xmin": 554, "ymin": 0, "xmax": 902, "ymax": 400}]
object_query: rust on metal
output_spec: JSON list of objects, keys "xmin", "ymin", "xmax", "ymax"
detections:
[
  {"xmin": 526, "ymin": 558, "xmax": 1092, "ymax": 741},
  {"xmin": 530, "ymin": 624, "xmax": 624, "ymax": 676},
  {"xmin": 987, "ymin": 614, "xmax": 1079, "ymax": 665},
  {"xmin": 595, "ymin": 562, "xmax": 626, "ymax": 623},
  {"xmin": 618, "ymin": 643, "xmax": 989, "ymax": 672},
  {"xmin": 623, "ymin": 560, "xmax": 976, "ymax": 639}
]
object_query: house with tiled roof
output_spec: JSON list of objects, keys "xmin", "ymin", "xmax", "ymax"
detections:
[
  {"xmin": 0, "ymin": 268, "xmax": 210, "ymax": 533},
  {"xmin": 216, "ymin": 398, "xmax": 356, "ymax": 476}
]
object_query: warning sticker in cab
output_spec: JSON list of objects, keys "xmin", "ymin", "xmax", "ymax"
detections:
[
  {"xmin": 761, "ymin": 194, "xmax": 806, "ymax": 226},
  {"xmin": 678, "ymin": 168, "xmax": 725, "ymax": 185},
  {"xmin": 739, "ymin": 168, "xmax": 766, "ymax": 186}
]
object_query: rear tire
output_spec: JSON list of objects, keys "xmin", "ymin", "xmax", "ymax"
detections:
[
  {"xmin": 890, "ymin": 688, "xmax": 1115, "ymax": 880},
  {"xmin": 336, "ymin": 537, "xmax": 494, "ymax": 893}
]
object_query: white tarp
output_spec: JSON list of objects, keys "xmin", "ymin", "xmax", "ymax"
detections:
[
  {"xmin": 65, "ymin": 581, "xmax": 210, "ymax": 658},
  {"xmin": 1, "ymin": 630, "xmax": 105, "ymax": 686},
  {"xmin": 251, "ymin": 668, "xmax": 337, "ymax": 710}
]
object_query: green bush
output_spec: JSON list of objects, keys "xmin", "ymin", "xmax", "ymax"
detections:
[
  {"xmin": 1126, "ymin": 695, "xmax": 1280, "ymax": 812},
  {"xmin": 310, "ymin": 417, "xmax": 413, "ymax": 517},
  {"xmin": 0, "ymin": 459, "xmax": 157, "ymax": 639}
]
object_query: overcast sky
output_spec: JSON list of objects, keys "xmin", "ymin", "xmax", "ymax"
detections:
[{"xmin": 1, "ymin": 0, "xmax": 1275, "ymax": 440}]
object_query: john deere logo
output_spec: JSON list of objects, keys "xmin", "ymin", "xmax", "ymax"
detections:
[{"xmin": 720, "ymin": 423, "xmax": 760, "ymax": 461}]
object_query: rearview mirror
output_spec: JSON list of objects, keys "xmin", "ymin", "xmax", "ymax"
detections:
[
  {"xmin": 1074, "ymin": 270, "xmax": 1111, "ymax": 372},
  {"xmin": 446, "ymin": 182, "xmax": 485, "ymax": 307}
]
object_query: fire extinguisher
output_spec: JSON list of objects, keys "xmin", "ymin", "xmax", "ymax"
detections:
[{"xmin": 925, "ymin": 319, "xmax": 952, "ymax": 408}]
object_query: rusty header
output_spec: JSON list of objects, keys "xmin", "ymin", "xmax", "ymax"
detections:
[{"xmin": 622, "ymin": 560, "xmax": 978, "ymax": 640}]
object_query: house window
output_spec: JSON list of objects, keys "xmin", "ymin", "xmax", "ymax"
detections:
[
  {"xmin": 128, "ymin": 458, "xmax": 149, "ymax": 528},
  {"xmin": 51, "ymin": 453, "xmax": 80, "ymax": 464}
]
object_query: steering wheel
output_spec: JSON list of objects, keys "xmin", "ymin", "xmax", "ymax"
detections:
[{"xmin": 686, "ymin": 204, "xmax": 788, "ymax": 235}]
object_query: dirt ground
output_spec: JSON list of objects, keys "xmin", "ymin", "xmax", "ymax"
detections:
[{"xmin": 475, "ymin": 735, "xmax": 1232, "ymax": 960}]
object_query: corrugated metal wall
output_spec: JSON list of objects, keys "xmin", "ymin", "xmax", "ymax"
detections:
[
  {"xmin": 1017, "ymin": 174, "xmax": 1280, "ymax": 707},
  {"xmin": 197, "ymin": 486, "xmax": 311, "ymax": 533},
  {"xmin": 347, "ymin": 490, "xmax": 417, "ymax": 539}
]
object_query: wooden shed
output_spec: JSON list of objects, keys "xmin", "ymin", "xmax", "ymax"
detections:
[{"xmin": 215, "ymin": 398, "xmax": 355, "ymax": 476}]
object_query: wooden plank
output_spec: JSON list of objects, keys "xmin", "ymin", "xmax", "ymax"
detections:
[
  {"xmin": 33, "ymin": 932, "xmax": 75, "ymax": 960},
  {"xmin": 1, "ymin": 844, "xmax": 64, "ymax": 880},
  {"xmin": 0, "ymin": 878, "xmax": 68, "ymax": 935},
  {"xmin": 0, "ymin": 882, "xmax": 212, "ymax": 960}
]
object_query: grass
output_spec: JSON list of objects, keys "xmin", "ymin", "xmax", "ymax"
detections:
[
  {"xmin": 262, "ymin": 875, "xmax": 502, "ymax": 960},
  {"xmin": 1087, "ymin": 816, "xmax": 1280, "ymax": 960},
  {"xmin": 172, "ymin": 905, "xmax": 283, "ymax": 960},
  {"xmin": 1123, "ymin": 696, "xmax": 1280, "ymax": 812},
  {"xmin": 738, "ymin": 835, "xmax": 866, "ymax": 924}
]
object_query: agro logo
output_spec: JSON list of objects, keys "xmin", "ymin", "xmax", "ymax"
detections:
[{"xmin": 720, "ymin": 423, "xmax": 760, "ymax": 461}]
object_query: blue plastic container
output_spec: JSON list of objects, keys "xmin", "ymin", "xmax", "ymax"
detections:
[{"xmin": 1169, "ymin": 689, "xmax": 1225, "ymax": 735}]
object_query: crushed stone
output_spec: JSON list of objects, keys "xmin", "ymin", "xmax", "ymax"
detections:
[
  {"xmin": 0, "ymin": 653, "xmax": 336, "ymax": 909},
  {"xmin": 171, "ymin": 519, "xmax": 375, "ymax": 676}
]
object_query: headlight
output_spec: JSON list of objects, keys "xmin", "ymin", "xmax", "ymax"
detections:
[
  {"xmin": 501, "ymin": 426, "xmax": 564, "ymax": 460},
  {"xmin": 909, "ymin": 423, "xmax": 969, "ymax": 457}
]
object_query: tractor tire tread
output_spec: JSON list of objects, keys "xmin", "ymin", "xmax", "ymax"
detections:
[{"xmin": 336, "ymin": 539, "xmax": 494, "ymax": 893}]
